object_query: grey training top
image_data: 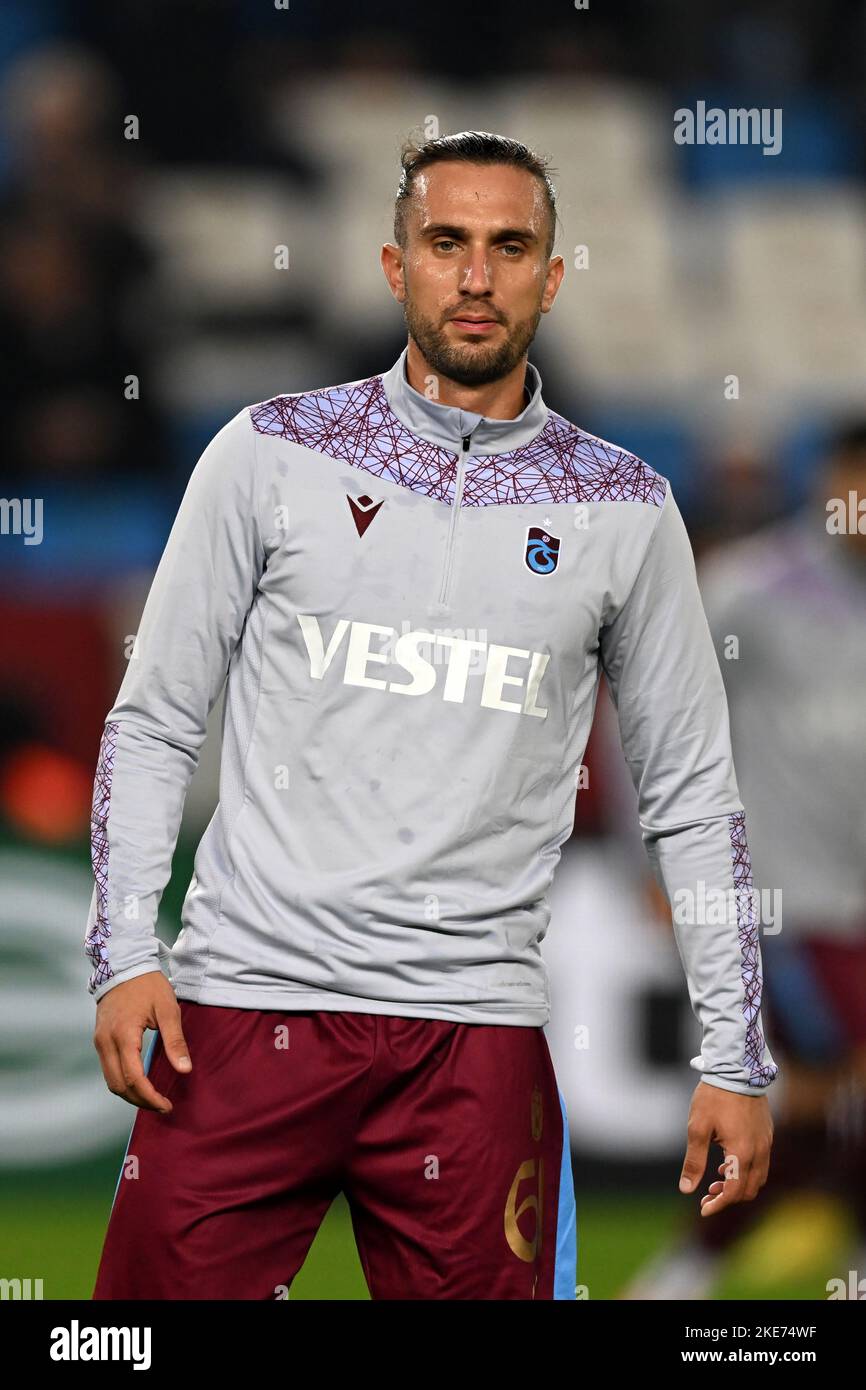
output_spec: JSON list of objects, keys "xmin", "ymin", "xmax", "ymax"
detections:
[{"xmin": 84, "ymin": 345, "xmax": 778, "ymax": 1097}]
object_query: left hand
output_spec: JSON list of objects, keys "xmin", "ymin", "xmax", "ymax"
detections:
[{"xmin": 679, "ymin": 1080, "xmax": 774, "ymax": 1216}]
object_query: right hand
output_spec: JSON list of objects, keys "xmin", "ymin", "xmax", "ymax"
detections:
[{"xmin": 93, "ymin": 971, "xmax": 192, "ymax": 1113}]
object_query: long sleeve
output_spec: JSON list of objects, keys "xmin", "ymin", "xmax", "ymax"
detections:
[
  {"xmin": 85, "ymin": 407, "xmax": 265, "ymax": 1001},
  {"xmin": 599, "ymin": 483, "xmax": 778, "ymax": 1097}
]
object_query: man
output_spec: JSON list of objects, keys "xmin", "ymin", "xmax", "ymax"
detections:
[{"xmin": 87, "ymin": 131, "xmax": 775, "ymax": 1301}]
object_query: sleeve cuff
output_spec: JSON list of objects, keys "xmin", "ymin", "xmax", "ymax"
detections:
[
  {"xmin": 90, "ymin": 960, "xmax": 170, "ymax": 1003},
  {"xmin": 697, "ymin": 1073, "xmax": 776, "ymax": 1098}
]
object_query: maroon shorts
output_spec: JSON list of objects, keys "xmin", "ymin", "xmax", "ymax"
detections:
[{"xmin": 92, "ymin": 1001, "xmax": 577, "ymax": 1301}]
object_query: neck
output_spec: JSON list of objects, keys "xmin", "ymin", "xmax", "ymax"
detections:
[
  {"xmin": 380, "ymin": 343, "xmax": 548, "ymax": 456},
  {"xmin": 404, "ymin": 337, "xmax": 530, "ymax": 421}
]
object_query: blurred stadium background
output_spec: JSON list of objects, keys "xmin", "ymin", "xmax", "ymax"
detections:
[{"xmin": 1, "ymin": 0, "xmax": 865, "ymax": 1300}]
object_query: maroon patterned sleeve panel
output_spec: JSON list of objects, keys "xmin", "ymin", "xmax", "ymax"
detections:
[
  {"xmin": 86, "ymin": 720, "xmax": 120, "ymax": 991},
  {"xmin": 729, "ymin": 810, "xmax": 779, "ymax": 1088}
]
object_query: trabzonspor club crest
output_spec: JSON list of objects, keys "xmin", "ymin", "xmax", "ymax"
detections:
[{"xmin": 524, "ymin": 525, "xmax": 561, "ymax": 575}]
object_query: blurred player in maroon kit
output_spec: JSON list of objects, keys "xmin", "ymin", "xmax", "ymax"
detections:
[{"xmin": 621, "ymin": 422, "xmax": 866, "ymax": 1298}]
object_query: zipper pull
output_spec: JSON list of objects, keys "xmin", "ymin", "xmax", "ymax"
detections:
[{"xmin": 462, "ymin": 434, "xmax": 471, "ymax": 451}]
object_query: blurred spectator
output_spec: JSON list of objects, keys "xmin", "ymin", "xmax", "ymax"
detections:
[
  {"xmin": 689, "ymin": 442, "xmax": 788, "ymax": 559},
  {"xmin": 0, "ymin": 42, "xmax": 169, "ymax": 479},
  {"xmin": 621, "ymin": 420, "xmax": 866, "ymax": 1297}
]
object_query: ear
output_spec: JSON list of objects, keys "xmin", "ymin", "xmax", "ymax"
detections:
[
  {"xmin": 541, "ymin": 255, "xmax": 565, "ymax": 313},
  {"xmin": 381, "ymin": 243, "xmax": 407, "ymax": 303}
]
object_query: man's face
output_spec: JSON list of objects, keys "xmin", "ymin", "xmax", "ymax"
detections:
[{"xmin": 387, "ymin": 160, "xmax": 563, "ymax": 387}]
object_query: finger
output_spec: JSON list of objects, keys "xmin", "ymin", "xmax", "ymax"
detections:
[
  {"xmin": 700, "ymin": 1163, "xmax": 752, "ymax": 1216},
  {"xmin": 700, "ymin": 1183, "xmax": 725, "ymax": 1209},
  {"xmin": 153, "ymin": 997, "xmax": 192, "ymax": 1074},
  {"xmin": 753, "ymin": 1144, "xmax": 772, "ymax": 1190},
  {"xmin": 117, "ymin": 1029, "xmax": 173, "ymax": 1113},
  {"xmin": 701, "ymin": 1181, "xmax": 725, "ymax": 1201},
  {"xmin": 679, "ymin": 1125, "xmax": 711, "ymax": 1193},
  {"xmin": 742, "ymin": 1153, "xmax": 769, "ymax": 1201},
  {"xmin": 727, "ymin": 1145, "xmax": 765, "ymax": 1201},
  {"xmin": 94, "ymin": 1031, "xmax": 131, "ymax": 1100}
]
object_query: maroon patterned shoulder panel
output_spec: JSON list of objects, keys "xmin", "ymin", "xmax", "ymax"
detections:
[
  {"xmin": 251, "ymin": 375, "xmax": 457, "ymax": 503},
  {"xmin": 250, "ymin": 374, "xmax": 667, "ymax": 508},
  {"xmin": 465, "ymin": 406, "xmax": 667, "ymax": 507}
]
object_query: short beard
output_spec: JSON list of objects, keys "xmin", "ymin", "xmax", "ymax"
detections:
[{"xmin": 403, "ymin": 297, "xmax": 543, "ymax": 388}]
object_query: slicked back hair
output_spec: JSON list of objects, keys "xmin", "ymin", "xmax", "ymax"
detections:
[{"xmin": 394, "ymin": 130, "xmax": 558, "ymax": 261}]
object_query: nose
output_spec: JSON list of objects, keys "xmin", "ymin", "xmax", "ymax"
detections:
[{"xmin": 458, "ymin": 245, "xmax": 494, "ymax": 297}]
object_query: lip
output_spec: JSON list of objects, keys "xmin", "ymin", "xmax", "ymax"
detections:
[{"xmin": 449, "ymin": 316, "xmax": 499, "ymax": 334}]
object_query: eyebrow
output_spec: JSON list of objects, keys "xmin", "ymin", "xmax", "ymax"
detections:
[{"xmin": 419, "ymin": 222, "xmax": 538, "ymax": 244}]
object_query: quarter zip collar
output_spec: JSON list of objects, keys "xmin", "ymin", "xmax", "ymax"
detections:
[{"xmin": 380, "ymin": 343, "xmax": 549, "ymax": 456}]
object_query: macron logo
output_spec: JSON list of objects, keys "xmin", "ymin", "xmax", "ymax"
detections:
[
  {"xmin": 297, "ymin": 615, "xmax": 550, "ymax": 718},
  {"xmin": 347, "ymin": 492, "xmax": 384, "ymax": 537},
  {"xmin": 50, "ymin": 1320, "xmax": 151, "ymax": 1370}
]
